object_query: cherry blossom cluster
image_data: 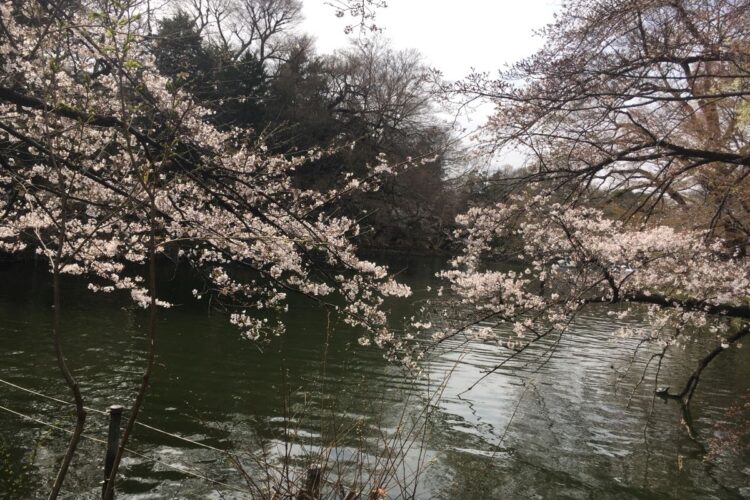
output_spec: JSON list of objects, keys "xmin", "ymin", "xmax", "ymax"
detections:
[
  {"xmin": 436, "ymin": 191, "xmax": 750, "ymax": 348},
  {"xmin": 0, "ymin": 0, "xmax": 414, "ymax": 357}
]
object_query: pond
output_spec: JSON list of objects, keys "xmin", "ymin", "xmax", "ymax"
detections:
[{"xmin": 0, "ymin": 255, "xmax": 748, "ymax": 499}]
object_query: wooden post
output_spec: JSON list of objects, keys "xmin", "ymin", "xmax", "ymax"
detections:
[{"xmin": 102, "ymin": 405, "xmax": 123, "ymax": 500}]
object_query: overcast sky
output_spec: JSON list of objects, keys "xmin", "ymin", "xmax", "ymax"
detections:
[
  {"xmin": 300, "ymin": 1, "xmax": 561, "ymax": 167},
  {"xmin": 301, "ymin": 0, "xmax": 561, "ymax": 80}
]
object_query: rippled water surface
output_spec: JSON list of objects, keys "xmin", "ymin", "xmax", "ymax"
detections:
[{"xmin": 0, "ymin": 256, "xmax": 749, "ymax": 499}]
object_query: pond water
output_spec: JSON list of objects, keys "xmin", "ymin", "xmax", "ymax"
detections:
[{"xmin": 0, "ymin": 255, "xmax": 748, "ymax": 499}]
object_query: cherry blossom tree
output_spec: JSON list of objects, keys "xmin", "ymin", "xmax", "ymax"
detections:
[
  {"xmin": 456, "ymin": 0, "xmax": 750, "ymax": 243},
  {"xmin": 439, "ymin": 0, "xmax": 750, "ymax": 420},
  {"xmin": 0, "ymin": 0, "xmax": 416, "ymax": 495}
]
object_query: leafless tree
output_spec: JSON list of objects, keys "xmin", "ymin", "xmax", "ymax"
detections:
[
  {"xmin": 328, "ymin": 38, "xmax": 437, "ymax": 145},
  {"xmin": 180, "ymin": 0, "xmax": 302, "ymax": 65}
]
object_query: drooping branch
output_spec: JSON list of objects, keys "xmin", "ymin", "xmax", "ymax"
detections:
[{"xmin": 668, "ymin": 325, "xmax": 750, "ymax": 407}]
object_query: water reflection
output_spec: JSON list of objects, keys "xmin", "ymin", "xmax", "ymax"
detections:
[
  {"xmin": 423, "ymin": 309, "xmax": 750, "ymax": 499},
  {"xmin": 0, "ymin": 259, "xmax": 748, "ymax": 498}
]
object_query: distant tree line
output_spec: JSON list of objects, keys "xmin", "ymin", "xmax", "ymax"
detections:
[{"xmin": 153, "ymin": 0, "xmax": 465, "ymax": 252}]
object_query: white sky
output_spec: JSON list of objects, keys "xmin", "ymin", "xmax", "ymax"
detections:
[
  {"xmin": 300, "ymin": 1, "xmax": 561, "ymax": 168},
  {"xmin": 301, "ymin": 0, "xmax": 561, "ymax": 80}
]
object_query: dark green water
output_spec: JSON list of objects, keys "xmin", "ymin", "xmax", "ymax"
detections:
[{"xmin": 0, "ymin": 257, "xmax": 748, "ymax": 499}]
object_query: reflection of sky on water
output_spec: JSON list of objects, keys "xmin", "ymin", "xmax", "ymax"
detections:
[{"xmin": 422, "ymin": 308, "xmax": 750, "ymax": 498}]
